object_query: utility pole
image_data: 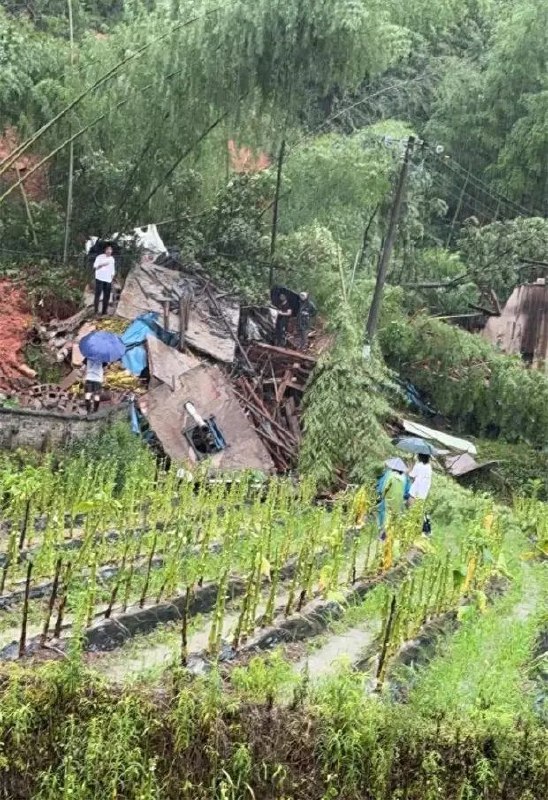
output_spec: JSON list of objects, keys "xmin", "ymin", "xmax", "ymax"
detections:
[
  {"xmin": 269, "ymin": 138, "xmax": 286, "ymax": 287},
  {"xmin": 365, "ymin": 136, "xmax": 415, "ymax": 348}
]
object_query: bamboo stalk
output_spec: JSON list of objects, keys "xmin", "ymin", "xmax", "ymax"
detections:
[
  {"xmin": 15, "ymin": 166, "xmax": 38, "ymax": 246},
  {"xmin": 18, "ymin": 561, "xmax": 33, "ymax": 658},
  {"xmin": 180, "ymin": 585, "xmax": 192, "ymax": 667},
  {"xmin": 375, "ymin": 593, "xmax": 397, "ymax": 690},
  {"xmin": 62, "ymin": 0, "xmax": 75, "ymax": 264},
  {"xmin": 40, "ymin": 557, "xmax": 63, "ymax": 645}
]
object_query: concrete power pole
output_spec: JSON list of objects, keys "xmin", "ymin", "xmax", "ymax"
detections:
[{"xmin": 364, "ymin": 135, "xmax": 415, "ymax": 351}]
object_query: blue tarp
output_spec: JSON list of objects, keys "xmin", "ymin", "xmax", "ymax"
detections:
[
  {"xmin": 120, "ymin": 311, "xmax": 177, "ymax": 375},
  {"xmin": 122, "ymin": 345, "xmax": 147, "ymax": 376}
]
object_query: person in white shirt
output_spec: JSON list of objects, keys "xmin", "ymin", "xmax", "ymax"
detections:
[
  {"xmin": 93, "ymin": 244, "xmax": 115, "ymax": 315},
  {"xmin": 83, "ymin": 358, "xmax": 105, "ymax": 414},
  {"xmin": 408, "ymin": 453, "xmax": 433, "ymax": 502}
]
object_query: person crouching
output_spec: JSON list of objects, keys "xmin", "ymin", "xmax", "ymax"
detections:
[{"xmin": 83, "ymin": 358, "xmax": 106, "ymax": 414}]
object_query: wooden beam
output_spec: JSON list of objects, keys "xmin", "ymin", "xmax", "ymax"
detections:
[{"xmin": 249, "ymin": 341, "xmax": 317, "ymax": 364}]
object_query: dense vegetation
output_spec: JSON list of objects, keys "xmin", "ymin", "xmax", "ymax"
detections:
[
  {"xmin": 0, "ymin": 5, "xmax": 546, "ymax": 795},
  {"xmin": 1, "ymin": 1, "xmax": 547, "ymax": 481},
  {"xmin": 0, "ymin": 438, "xmax": 545, "ymax": 799}
]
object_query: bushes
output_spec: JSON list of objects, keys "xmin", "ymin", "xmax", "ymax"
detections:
[
  {"xmin": 0, "ymin": 661, "xmax": 545, "ymax": 800},
  {"xmin": 380, "ymin": 314, "xmax": 548, "ymax": 446}
]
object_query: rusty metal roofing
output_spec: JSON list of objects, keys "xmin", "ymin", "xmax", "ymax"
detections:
[{"xmin": 483, "ymin": 280, "xmax": 548, "ymax": 373}]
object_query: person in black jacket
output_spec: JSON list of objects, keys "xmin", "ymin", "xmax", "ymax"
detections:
[
  {"xmin": 274, "ymin": 293, "xmax": 292, "ymax": 347},
  {"xmin": 296, "ymin": 292, "xmax": 316, "ymax": 350}
]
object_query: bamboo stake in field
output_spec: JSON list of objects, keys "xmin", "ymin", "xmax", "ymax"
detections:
[
  {"xmin": 53, "ymin": 561, "xmax": 72, "ymax": 638},
  {"xmin": 18, "ymin": 561, "xmax": 33, "ymax": 658},
  {"xmin": 40, "ymin": 557, "xmax": 63, "ymax": 646},
  {"xmin": 18, "ymin": 499, "xmax": 32, "ymax": 551},
  {"xmin": 375, "ymin": 593, "xmax": 397, "ymax": 691},
  {"xmin": 139, "ymin": 530, "xmax": 159, "ymax": 609},
  {"xmin": 180, "ymin": 585, "xmax": 192, "ymax": 667}
]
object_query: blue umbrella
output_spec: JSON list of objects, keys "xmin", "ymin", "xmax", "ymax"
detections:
[
  {"xmin": 395, "ymin": 436, "xmax": 438, "ymax": 456},
  {"xmin": 79, "ymin": 331, "xmax": 126, "ymax": 363}
]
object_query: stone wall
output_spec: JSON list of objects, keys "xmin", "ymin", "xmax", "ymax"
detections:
[{"xmin": 0, "ymin": 404, "xmax": 128, "ymax": 451}]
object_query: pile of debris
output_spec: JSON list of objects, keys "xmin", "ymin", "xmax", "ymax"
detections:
[
  {"xmin": 17, "ymin": 384, "xmax": 85, "ymax": 415},
  {"xmin": 3, "ymin": 222, "xmax": 324, "ymax": 471},
  {"xmin": 235, "ymin": 343, "xmax": 317, "ymax": 470}
]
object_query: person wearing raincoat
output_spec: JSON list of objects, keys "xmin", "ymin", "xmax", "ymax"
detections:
[{"xmin": 376, "ymin": 458, "xmax": 410, "ymax": 536}]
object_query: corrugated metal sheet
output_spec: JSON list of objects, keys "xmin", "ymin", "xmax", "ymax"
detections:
[{"xmin": 483, "ymin": 281, "xmax": 548, "ymax": 373}]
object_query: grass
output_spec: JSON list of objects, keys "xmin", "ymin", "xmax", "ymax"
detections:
[{"xmin": 408, "ymin": 534, "xmax": 546, "ymax": 725}]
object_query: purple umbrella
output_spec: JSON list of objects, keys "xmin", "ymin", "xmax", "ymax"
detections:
[{"xmin": 79, "ymin": 331, "xmax": 126, "ymax": 363}]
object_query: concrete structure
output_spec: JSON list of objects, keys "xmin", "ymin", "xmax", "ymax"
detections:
[
  {"xmin": 0, "ymin": 404, "xmax": 127, "ymax": 451},
  {"xmin": 483, "ymin": 279, "xmax": 548, "ymax": 372}
]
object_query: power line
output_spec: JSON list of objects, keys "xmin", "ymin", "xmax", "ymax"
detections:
[{"xmin": 424, "ymin": 146, "xmax": 538, "ymax": 218}]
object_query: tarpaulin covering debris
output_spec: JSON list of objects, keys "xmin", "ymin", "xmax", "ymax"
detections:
[
  {"xmin": 116, "ymin": 258, "xmax": 240, "ymax": 363},
  {"xmin": 121, "ymin": 312, "xmax": 161, "ymax": 376}
]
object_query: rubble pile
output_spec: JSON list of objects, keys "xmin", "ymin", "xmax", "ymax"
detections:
[
  {"xmin": 0, "ymin": 226, "xmax": 325, "ymax": 471},
  {"xmin": 235, "ymin": 342, "xmax": 317, "ymax": 471}
]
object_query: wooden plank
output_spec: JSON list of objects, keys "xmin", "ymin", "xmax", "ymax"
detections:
[
  {"xmin": 233, "ymin": 387, "xmax": 298, "ymax": 446},
  {"xmin": 276, "ymin": 369, "xmax": 293, "ymax": 405},
  {"xmin": 249, "ymin": 341, "xmax": 317, "ymax": 364},
  {"xmin": 59, "ymin": 369, "xmax": 81, "ymax": 391},
  {"xmin": 49, "ymin": 304, "xmax": 93, "ymax": 335}
]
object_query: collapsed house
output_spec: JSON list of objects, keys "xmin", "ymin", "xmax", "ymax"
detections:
[
  {"xmin": 107, "ymin": 245, "xmax": 319, "ymax": 472},
  {"xmin": 0, "ymin": 222, "xmax": 320, "ymax": 470}
]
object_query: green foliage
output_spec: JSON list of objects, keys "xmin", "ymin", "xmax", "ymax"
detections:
[
  {"xmin": 0, "ymin": 7, "xmax": 66, "ymax": 124},
  {"xmin": 176, "ymin": 172, "xmax": 275, "ymax": 299},
  {"xmin": 402, "ymin": 248, "xmax": 480, "ymax": 315},
  {"xmin": 477, "ymin": 439, "xmax": 548, "ymax": 502},
  {"xmin": 300, "ymin": 302, "xmax": 395, "ymax": 488},
  {"xmin": 380, "ymin": 314, "xmax": 548, "ymax": 445},
  {"xmin": 60, "ymin": 421, "xmax": 152, "ymax": 493},
  {"xmin": 0, "ymin": 199, "xmax": 65, "ymax": 261},
  {"xmin": 409, "ymin": 561, "xmax": 545, "ymax": 724},
  {"xmin": 281, "ymin": 128, "xmax": 400, "ymax": 256},
  {"xmin": 274, "ymin": 223, "xmax": 342, "ymax": 310},
  {"xmin": 427, "ymin": 0, "xmax": 548, "ymax": 215},
  {"xmin": 456, "ymin": 217, "xmax": 548, "ymax": 300}
]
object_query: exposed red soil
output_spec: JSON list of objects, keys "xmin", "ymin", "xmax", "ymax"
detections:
[
  {"xmin": 0, "ymin": 126, "xmax": 49, "ymax": 201},
  {"xmin": 0, "ymin": 279, "xmax": 33, "ymax": 385}
]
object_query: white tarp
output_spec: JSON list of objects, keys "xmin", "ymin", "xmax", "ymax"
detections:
[
  {"xmin": 85, "ymin": 224, "xmax": 167, "ymax": 255},
  {"xmin": 402, "ymin": 419, "xmax": 477, "ymax": 455}
]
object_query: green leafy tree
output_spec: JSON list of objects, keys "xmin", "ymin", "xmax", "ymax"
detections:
[{"xmin": 457, "ymin": 217, "xmax": 548, "ymax": 300}]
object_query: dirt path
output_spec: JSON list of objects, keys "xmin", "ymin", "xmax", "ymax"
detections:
[{"xmin": 293, "ymin": 619, "xmax": 380, "ymax": 679}]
